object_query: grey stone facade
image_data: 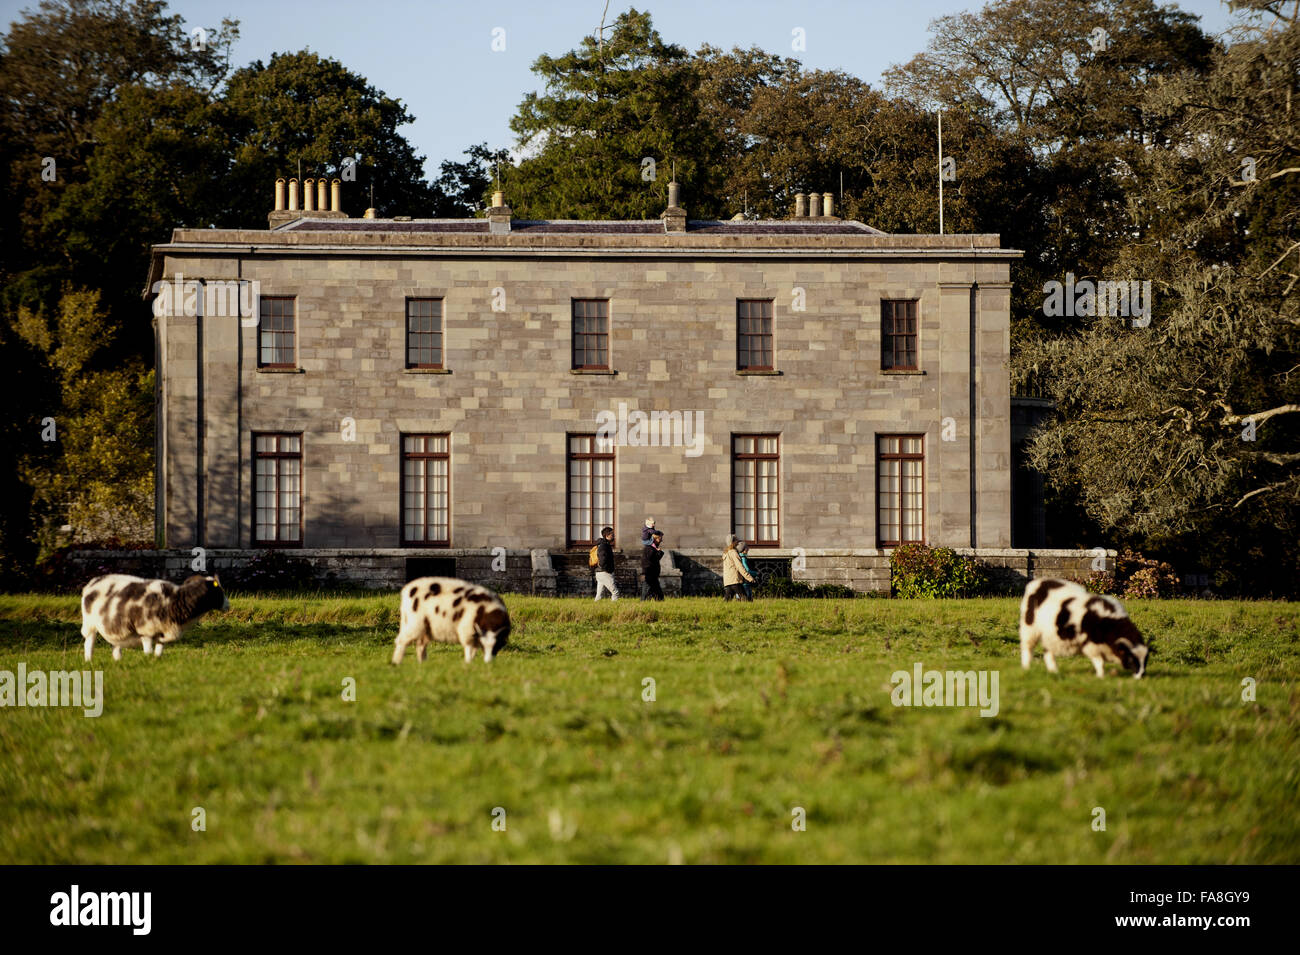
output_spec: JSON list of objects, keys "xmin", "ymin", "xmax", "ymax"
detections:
[{"xmin": 145, "ymin": 197, "xmax": 1029, "ymax": 591}]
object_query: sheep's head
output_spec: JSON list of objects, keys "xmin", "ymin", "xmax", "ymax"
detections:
[
  {"xmin": 1112, "ymin": 618, "xmax": 1149, "ymax": 679},
  {"xmin": 180, "ymin": 574, "xmax": 230, "ymax": 616}
]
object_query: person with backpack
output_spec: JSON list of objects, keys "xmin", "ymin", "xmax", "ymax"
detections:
[
  {"xmin": 722, "ymin": 533, "xmax": 755, "ymax": 601},
  {"xmin": 641, "ymin": 529, "xmax": 665, "ymax": 601},
  {"xmin": 591, "ymin": 526, "xmax": 619, "ymax": 600}
]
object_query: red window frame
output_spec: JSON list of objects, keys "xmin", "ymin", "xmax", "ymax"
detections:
[
  {"xmin": 401, "ymin": 433, "xmax": 451, "ymax": 546},
  {"xmin": 732, "ymin": 433, "xmax": 780, "ymax": 546},
  {"xmin": 877, "ymin": 434, "xmax": 925, "ymax": 546},
  {"xmin": 252, "ymin": 432, "xmax": 303, "ymax": 546}
]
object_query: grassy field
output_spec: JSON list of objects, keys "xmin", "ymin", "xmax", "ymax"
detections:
[{"xmin": 0, "ymin": 592, "xmax": 1297, "ymax": 864}]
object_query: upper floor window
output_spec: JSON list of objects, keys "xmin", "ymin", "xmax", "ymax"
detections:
[
  {"xmin": 881, "ymin": 299, "xmax": 918, "ymax": 370},
  {"xmin": 572, "ymin": 299, "xmax": 610, "ymax": 370},
  {"xmin": 406, "ymin": 298, "xmax": 444, "ymax": 369},
  {"xmin": 737, "ymin": 299, "xmax": 774, "ymax": 371},
  {"xmin": 259, "ymin": 296, "xmax": 296, "ymax": 368}
]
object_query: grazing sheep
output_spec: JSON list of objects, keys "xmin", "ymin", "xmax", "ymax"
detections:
[
  {"xmin": 1019, "ymin": 578, "xmax": 1150, "ymax": 678},
  {"xmin": 392, "ymin": 577, "xmax": 510, "ymax": 664},
  {"xmin": 80, "ymin": 574, "xmax": 229, "ymax": 661}
]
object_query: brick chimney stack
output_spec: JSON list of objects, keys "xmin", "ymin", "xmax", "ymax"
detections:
[
  {"xmin": 662, "ymin": 180, "xmax": 686, "ymax": 234},
  {"xmin": 488, "ymin": 189, "xmax": 512, "ymax": 234},
  {"xmin": 269, "ymin": 175, "xmax": 348, "ymax": 228}
]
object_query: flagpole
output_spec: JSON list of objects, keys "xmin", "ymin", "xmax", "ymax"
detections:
[{"xmin": 938, "ymin": 109, "xmax": 944, "ymax": 235}]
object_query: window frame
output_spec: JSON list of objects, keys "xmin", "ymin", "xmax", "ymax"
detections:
[
  {"xmin": 881, "ymin": 299, "xmax": 920, "ymax": 371},
  {"xmin": 252, "ymin": 432, "xmax": 303, "ymax": 547},
  {"xmin": 571, "ymin": 299, "xmax": 611, "ymax": 371},
  {"xmin": 566, "ymin": 432, "xmax": 616, "ymax": 547},
  {"xmin": 736, "ymin": 298, "xmax": 775, "ymax": 372},
  {"xmin": 405, "ymin": 298, "xmax": 445, "ymax": 370},
  {"xmin": 400, "ymin": 433, "xmax": 452, "ymax": 547},
  {"xmin": 731, "ymin": 433, "xmax": 781, "ymax": 547},
  {"xmin": 877, "ymin": 433, "xmax": 926, "ymax": 547},
  {"xmin": 257, "ymin": 296, "xmax": 297, "ymax": 369}
]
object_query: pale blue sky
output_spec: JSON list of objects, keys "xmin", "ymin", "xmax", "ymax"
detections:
[{"xmin": 2, "ymin": 0, "xmax": 1240, "ymax": 178}]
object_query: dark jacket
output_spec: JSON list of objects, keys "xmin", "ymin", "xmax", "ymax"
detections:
[
  {"xmin": 641, "ymin": 545, "xmax": 663, "ymax": 575},
  {"xmin": 596, "ymin": 538, "xmax": 616, "ymax": 574}
]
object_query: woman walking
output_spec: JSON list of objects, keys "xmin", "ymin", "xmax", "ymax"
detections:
[
  {"xmin": 641, "ymin": 529, "xmax": 665, "ymax": 601},
  {"xmin": 722, "ymin": 534, "xmax": 755, "ymax": 601}
]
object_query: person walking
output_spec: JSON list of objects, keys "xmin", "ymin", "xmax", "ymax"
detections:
[
  {"xmin": 737, "ymin": 540, "xmax": 757, "ymax": 600},
  {"xmin": 722, "ymin": 533, "xmax": 754, "ymax": 601},
  {"xmin": 641, "ymin": 529, "xmax": 665, "ymax": 601},
  {"xmin": 594, "ymin": 526, "xmax": 619, "ymax": 600}
]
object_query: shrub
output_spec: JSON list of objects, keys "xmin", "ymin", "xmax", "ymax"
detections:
[
  {"xmin": 231, "ymin": 550, "xmax": 321, "ymax": 591},
  {"xmin": 756, "ymin": 576, "xmax": 814, "ymax": 598},
  {"xmin": 890, "ymin": 543, "xmax": 991, "ymax": 598},
  {"xmin": 753, "ymin": 576, "xmax": 857, "ymax": 599},
  {"xmin": 1069, "ymin": 549, "xmax": 1179, "ymax": 599}
]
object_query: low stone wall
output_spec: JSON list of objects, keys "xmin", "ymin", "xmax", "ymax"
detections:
[{"xmin": 59, "ymin": 547, "xmax": 1112, "ymax": 595}]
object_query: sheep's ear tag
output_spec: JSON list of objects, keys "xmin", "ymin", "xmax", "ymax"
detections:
[{"xmin": 213, "ymin": 576, "xmax": 221, "ymax": 588}]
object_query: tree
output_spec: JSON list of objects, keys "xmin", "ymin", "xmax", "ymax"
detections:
[
  {"xmin": 1019, "ymin": 0, "xmax": 1300, "ymax": 595},
  {"xmin": 14, "ymin": 287, "xmax": 154, "ymax": 554},
  {"xmin": 433, "ymin": 143, "xmax": 513, "ymax": 217},
  {"xmin": 885, "ymin": 0, "xmax": 1218, "ymax": 339},
  {"xmin": 217, "ymin": 50, "xmax": 437, "ymax": 222},
  {"xmin": 504, "ymin": 8, "xmax": 724, "ymax": 219}
]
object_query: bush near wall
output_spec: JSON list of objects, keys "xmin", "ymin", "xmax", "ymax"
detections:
[
  {"xmin": 1070, "ymin": 548, "xmax": 1181, "ymax": 599},
  {"xmin": 228, "ymin": 551, "xmax": 328, "ymax": 591},
  {"xmin": 754, "ymin": 577, "xmax": 860, "ymax": 599},
  {"xmin": 32, "ymin": 538, "xmax": 156, "ymax": 591},
  {"xmin": 890, "ymin": 543, "xmax": 992, "ymax": 598}
]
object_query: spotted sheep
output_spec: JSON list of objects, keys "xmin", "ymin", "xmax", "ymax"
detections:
[
  {"xmin": 392, "ymin": 577, "xmax": 511, "ymax": 664},
  {"xmin": 80, "ymin": 574, "xmax": 229, "ymax": 661},
  {"xmin": 1019, "ymin": 578, "xmax": 1150, "ymax": 678}
]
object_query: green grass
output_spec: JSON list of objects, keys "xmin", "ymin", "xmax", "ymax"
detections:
[{"xmin": 1, "ymin": 592, "xmax": 1297, "ymax": 863}]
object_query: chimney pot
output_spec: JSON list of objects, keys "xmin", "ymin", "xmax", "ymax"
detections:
[
  {"xmin": 331, "ymin": 178, "xmax": 342, "ymax": 213},
  {"xmin": 317, "ymin": 178, "xmax": 328, "ymax": 211},
  {"xmin": 275, "ymin": 178, "xmax": 286, "ymax": 211},
  {"xmin": 823, "ymin": 192, "xmax": 834, "ymax": 217},
  {"xmin": 667, "ymin": 180, "xmax": 681, "ymax": 209},
  {"xmin": 795, "ymin": 192, "xmax": 807, "ymax": 218},
  {"xmin": 303, "ymin": 178, "xmax": 316, "ymax": 211},
  {"xmin": 288, "ymin": 178, "xmax": 299, "ymax": 211},
  {"xmin": 363, "ymin": 207, "xmax": 377, "ymax": 219},
  {"xmin": 492, "ymin": 190, "xmax": 505, "ymax": 208}
]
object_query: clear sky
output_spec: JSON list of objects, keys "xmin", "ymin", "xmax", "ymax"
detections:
[{"xmin": 1, "ymin": 0, "xmax": 1241, "ymax": 179}]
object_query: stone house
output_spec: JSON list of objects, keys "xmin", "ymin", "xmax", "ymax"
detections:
[{"xmin": 141, "ymin": 180, "xmax": 1084, "ymax": 592}]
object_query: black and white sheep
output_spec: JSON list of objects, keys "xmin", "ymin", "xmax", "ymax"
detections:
[
  {"xmin": 392, "ymin": 577, "xmax": 510, "ymax": 664},
  {"xmin": 1019, "ymin": 578, "xmax": 1149, "ymax": 678},
  {"xmin": 80, "ymin": 574, "xmax": 229, "ymax": 661}
]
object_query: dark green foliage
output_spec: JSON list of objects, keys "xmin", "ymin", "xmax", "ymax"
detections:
[
  {"xmin": 230, "ymin": 550, "xmax": 323, "ymax": 591},
  {"xmin": 890, "ymin": 544, "xmax": 991, "ymax": 598},
  {"xmin": 755, "ymin": 576, "xmax": 857, "ymax": 599}
]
